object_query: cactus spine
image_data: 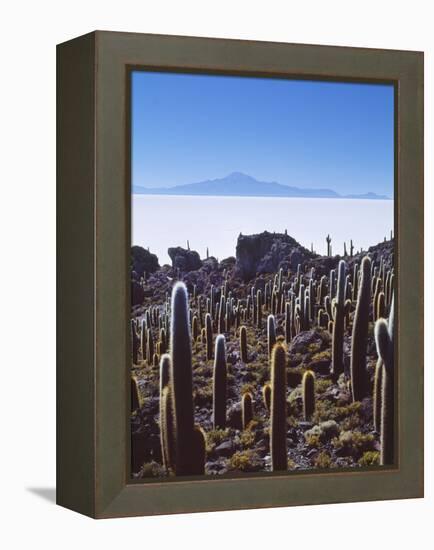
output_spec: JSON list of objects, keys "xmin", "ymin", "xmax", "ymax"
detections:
[
  {"xmin": 240, "ymin": 325, "xmax": 248, "ymax": 363},
  {"xmin": 302, "ymin": 370, "xmax": 315, "ymax": 420},
  {"xmin": 213, "ymin": 334, "xmax": 227, "ymax": 429},
  {"xmin": 350, "ymin": 256, "xmax": 371, "ymax": 401},
  {"xmin": 375, "ymin": 295, "xmax": 394, "ymax": 465},
  {"xmin": 270, "ymin": 343, "xmax": 287, "ymax": 471}
]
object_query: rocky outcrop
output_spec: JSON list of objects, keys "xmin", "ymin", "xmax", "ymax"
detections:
[
  {"xmin": 168, "ymin": 246, "xmax": 202, "ymax": 272},
  {"xmin": 131, "ymin": 246, "xmax": 160, "ymax": 279},
  {"xmin": 235, "ymin": 231, "xmax": 316, "ymax": 281}
]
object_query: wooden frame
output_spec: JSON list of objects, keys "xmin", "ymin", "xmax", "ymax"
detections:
[{"xmin": 57, "ymin": 31, "xmax": 423, "ymax": 518}]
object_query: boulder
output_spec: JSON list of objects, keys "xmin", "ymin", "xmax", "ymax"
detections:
[
  {"xmin": 168, "ymin": 246, "xmax": 202, "ymax": 272},
  {"xmin": 235, "ymin": 231, "xmax": 315, "ymax": 281},
  {"xmin": 131, "ymin": 246, "xmax": 160, "ymax": 279}
]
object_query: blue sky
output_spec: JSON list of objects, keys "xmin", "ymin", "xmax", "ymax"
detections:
[{"xmin": 131, "ymin": 71, "xmax": 394, "ymax": 197}]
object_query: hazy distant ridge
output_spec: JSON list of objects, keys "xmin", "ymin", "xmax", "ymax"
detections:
[{"xmin": 133, "ymin": 172, "xmax": 391, "ymax": 200}]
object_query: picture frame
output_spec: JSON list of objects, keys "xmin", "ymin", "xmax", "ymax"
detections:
[{"xmin": 57, "ymin": 30, "xmax": 423, "ymax": 518}]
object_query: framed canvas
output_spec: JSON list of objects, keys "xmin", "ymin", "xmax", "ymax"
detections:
[{"xmin": 57, "ymin": 31, "xmax": 424, "ymax": 518}]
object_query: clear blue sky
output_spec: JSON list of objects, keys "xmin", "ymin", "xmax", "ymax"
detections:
[{"xmin": 132, "ymin": 71, "xmax": 394, "ymax": 197}]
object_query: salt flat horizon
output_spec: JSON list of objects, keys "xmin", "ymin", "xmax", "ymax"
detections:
[{"xmin": 132, "ymin": 194, "xmax": 394, "ymax": 266}]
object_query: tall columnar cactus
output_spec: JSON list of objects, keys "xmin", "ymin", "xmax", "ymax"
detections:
[
  {"xmin": 205, "ymin": 312, "xmax": 213, "ymax": 360},
  {"xmin": 373, "ymin": 358, "xmax": 383, "ymax": 433},
  {"xmin": 256, "ymin": 289, "xmax": 263, "ymax": 328},
  {"xmin": 302, "ymin": 370, "xmax": 315, "ymax": 421},
  {"xmin": 298, "ymin": 284, "xmax": 306, "ymax": 330},
  {"xmin": 375, "ymin": 295, "xmax": 395, "ymax": 466},
  {"xmin": 331, "ymin": 260, "xmax": 348, "ymax": 378},
  {"xmin": 192, "ymin": 315, "xmax": 199, "ymax": 342},
  {"xmin": 270, "ymin": 343, "xmax": 287, "ymax": 471},
  {"xmin": 326, "ymin": 234, "xmax": 332, "ymax": 256},
  {"xmin": 131, "ymin": 376, "xmax": 140, "ymax": 410},
  {"xmin": 159, "ymin": 354, "xmax": 175, "ymax": 473},
  {"xmin": 169, "ymin": 282, "xmax": 202, "ymax": 475},
  {"xmin": 140, "ymin": 318, "xmax": 147, "ymax": 360},
  {"xmin": 213, "ymin": 334, "xmax": 227, "ymax": 429},
  {"xmin": 284, "ymin": 302, "xmax": 291, "ymax": 343},
  {"xmin": 318, "ymin": 275, "xmax": 327, "ymax": 306},
  {"xmin": 376, "ymin": 291, "xmax": 386, "ymax": 320},
  {"xmin": 373, "ymin": 278, "xmax": 382, "ymax": 321},
  {"xmin": 350, "ymin": 256, "xmax": 372, "ymax": 401},
  {"xmin": 242, "ymin": 392, "xmax": 254, "ymax": 430},
  {"xmin": 267, "ymin": 314, "xmax": 276, "ymax": 360},
  {"xmin": 240, "ymin": 325, "xmax": 248, "ymax": 363},
  {"xmin": 218, "ymin": 295, "xmax": 226, "ymax": 334},
  {"xmin": 263, "ymin": 384, "xmax": 271, "ymax": 412},
  {"xmin": 352, "ymin": 262, "xmax": 359, "ymax": 302},
  {"xmin": 146, "ymin": 328, "xmax": 154, "ymax": 365},
  {"xmin": 190, "ymin": 427, "xmax": 206, "ymax": 475},
  {"xmin": 131, "ymin": 320, "xmax": 139, "ymax": 365}
]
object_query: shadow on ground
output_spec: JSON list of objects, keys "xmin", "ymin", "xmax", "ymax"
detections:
[{"xmin": 27, "ymin": 488, "xmax": 56, "ymax": 504}]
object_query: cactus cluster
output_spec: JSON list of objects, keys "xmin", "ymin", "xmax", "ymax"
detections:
[{"xmin": 131, "ymin": 234, "xmax": 395, "ymax": 477}]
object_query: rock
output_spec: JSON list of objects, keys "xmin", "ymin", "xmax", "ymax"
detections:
[
  {"xmin": 298, "ymin": 421, "xmax": 314, "ymax": 430},
  {"xmin": 227, "ymin": 402, "xmax": 243, "ymax": 430},
  {"xmin": 168, "ymin": 246, "xmax": 202, "ymax": 272},
  {"xmin": 214, "ymin": 440, "xmax": 234, "ymax": 457},
  {"xmin": 305, "ymin": 420, "xmax": 340, "ymax": 442},
  {"xmin": 290, "ymin": 329, "xmax": 324, "ymax": 354},
  {"xmin": 235, "ymin": 231, "xmax": 315, "ymax": 281},
  {"xmin": 131, "ymin": 281, "xmax": 145, "ymax": 306},
  {"xmin": 309, "ymin": 356, "xmax": 331, "ymax": 375},
  {"xmin": 131, "ymin": 246, "xmax": 160, "ymax": 279}
]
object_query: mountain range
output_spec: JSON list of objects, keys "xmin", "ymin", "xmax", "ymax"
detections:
[{"xmin": 132, "ymin": 172, "xmax": 391, "ymax": 200}]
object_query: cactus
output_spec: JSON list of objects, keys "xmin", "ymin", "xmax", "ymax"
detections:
[
  {"xmin": 302, "ymin": 371, "xmax": 315, "ymax": 421},
  {"xmin": 263, "ymin": 384, "xmax": 271, "ymax": 412},
  {"xmin": 131, "ymin": 376, "xmax": 140, "ymax": 410},
  {"xmin": 375, "ymin": 295, "xmax": 394, "ymax": 465},
  {"xmin": 270, "ymin": 343, "xmax": 287, "ymax": 471},
  {"xmin": 317, "ymin": 275, "xmax": 327, "ymax": 305},
  {"xmin": 376, "ymin": 291, "xmax": 386, "ymax": 320},
  {"xmin": 352, "ymin": 262, "xmax": 359, "ymax": 301},
  {"xmin": 350, "ymin": 256, "xmax": 372, "ymax": 401},
  {"xmin": 146, "ymin": 328, "xmax": 154, "ymax": 365},
  {"xmin": 192, "ymin": 315, "xmax": 199, "ymax": 341},
  {"xmin": 240, "ymin": 325, "xmax": 248, "ymax": 363},
  {"xmin": 205, "ymin": 312, "xmax": 213, "ymax": 360},
  {"xmin": 159, "ymin": 354, "xmax": 175, "ymax": 473},
  {"xmin": 331, "ymin": 260, "xmax": 348, "ymax": 377},
  {"xmin": 256, "ymin": 289, "xmax": 263, "ymax": 328},
  {"xmin": 169, "ymin": 282, "xmax": 201, "ymax": 475},
  {"xmin": 267, "ymin": 314, "xmax": 276, "ymax": 359},
  {"xmin": 326, "ymin": 234, "xmax": 332, "ymax": 256},
  {"xmin": 213, "ymin": 334, "xmax": 227, "ymax": 429},
  {"xmin": 218, "ymin": 296, "xmax": 225, "ymax": 334},
  {"xmin": 284, "ymin": 302, "xmax": 291, "ymax": 343},
  {"xmin": 140, "ymin": 318, "xmax": 147, "ymax": 360},
  {"xmin": 373, "ymin": 358, "xmax": 383, "ymax": 433},
  {"xmin": 131, "ymin": 320, "xmax": 139, "ymax": 365},
  {"xmin": 373, "ymin": 278, "xmax": 382, "ymax": 321},
  {"xmin": 242, "ymin": 392, "xmax": 254, "ymax": 429},
  {"xmin": 190, "ymin": 427, "xmax": 206, "ymax": 475}
]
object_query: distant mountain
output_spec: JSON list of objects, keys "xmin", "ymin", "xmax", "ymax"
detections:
[{"xmin": 133, "ymin": 172, "xmax": 391, "ymax": 200}]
